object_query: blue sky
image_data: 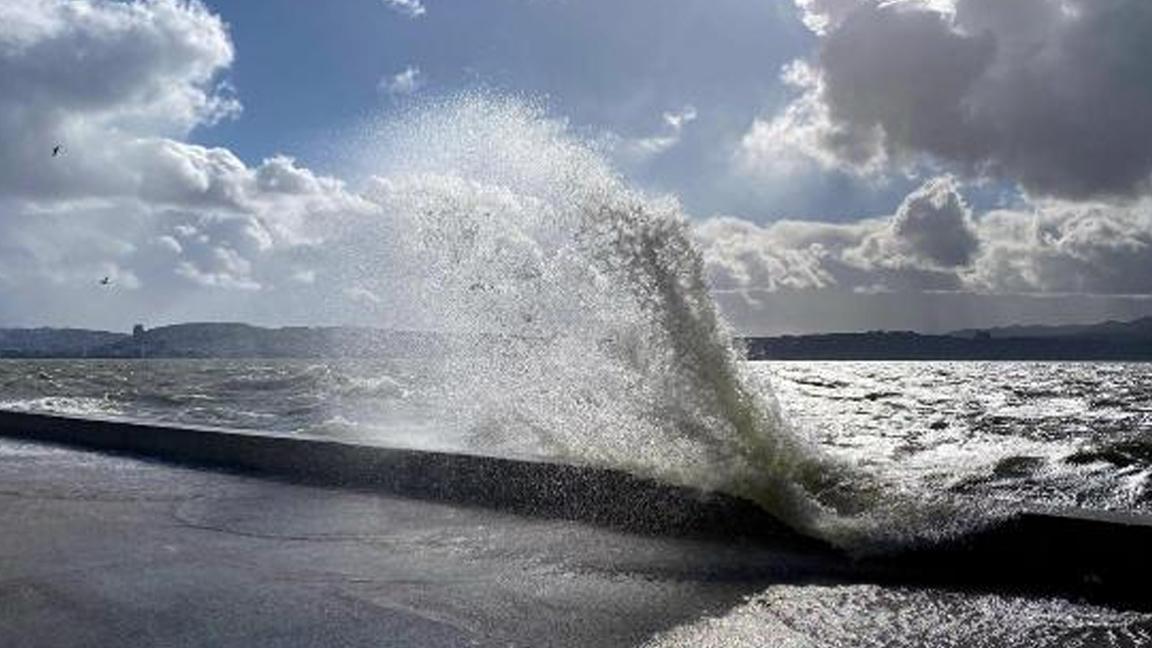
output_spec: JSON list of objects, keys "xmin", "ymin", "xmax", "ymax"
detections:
[
  {"xmin": 194, "ymin": 0, "xmax": 809, "ymax": 150},
  {"xmin": 192, "ymin": 0, "xmax": 917, "ymax": 221},
  {"xmin": 1, "ymin": 0, "xmax": 1151, "ymax": 333}
]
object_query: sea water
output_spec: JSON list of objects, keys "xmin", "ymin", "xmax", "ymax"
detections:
[{"xmin": 3, "ymin": 359, "xmax": 1151, "ymax": 525}]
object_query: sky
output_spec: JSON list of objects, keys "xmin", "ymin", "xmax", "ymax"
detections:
[{"xmin": 1, "ymin": 0, "xmax": 1152, "ymax": 334}]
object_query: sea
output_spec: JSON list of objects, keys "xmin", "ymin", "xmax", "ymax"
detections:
[
  {"xmin": 6, "ymin": 96, "xmax": 1152, "ymax": 644},
  {"xmin": 3, "ymin": 358, "xmax": 1151, "ymax": 519}
]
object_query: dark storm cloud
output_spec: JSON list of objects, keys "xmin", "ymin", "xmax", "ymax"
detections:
[
  {"xmin": 889, "ymin": 177, "xmax": 979, "ymax": 268},
  {"xmin": 776, "ymin": 0, "xmax": 1152, "ymax": 201},
  {"xmin": 720, "ymin": 0, "xmax": 1152, "ymax": 330}
]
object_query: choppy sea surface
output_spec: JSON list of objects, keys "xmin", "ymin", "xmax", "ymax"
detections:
[
  {"xmin": 766, "ymin": 361, "xmax": 1152, "ymax": 514},
  {"xmin": 0, "ymin": 358, "xmax": 447, "ymax": 449},
  {"xmin": 3, "ymin": 358, "xmax": 1151, "ymax": 516}
]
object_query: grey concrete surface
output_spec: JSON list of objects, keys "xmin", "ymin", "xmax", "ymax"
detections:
[
  {"xmin": 6, "ymin": 414, "xmax": 1152, "ymax": 648},
  {"xmin": 0, "ymin": 410, "xmax": 821, "ymax": 544},
  {"xmin": 0, "ymin": 438, "xmax": 828, "ymax": 647}
]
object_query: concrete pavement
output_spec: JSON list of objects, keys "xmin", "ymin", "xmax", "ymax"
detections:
[
  {"xmin": 6, "ymin": 412, "xmax": 1152, "ymax": 646},
  {"xmin": 0, "ymin": 437, "xmax": 830, "ymax": 647}
]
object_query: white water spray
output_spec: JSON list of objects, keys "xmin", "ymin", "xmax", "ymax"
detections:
[{"xmin": 337, "ymin": 95, "xmax": 919, "ymax": 545}]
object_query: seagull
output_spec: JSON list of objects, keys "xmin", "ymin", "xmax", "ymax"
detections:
[
  {"xmin": 99, "ymin": 276, "xmax": 111, "ymax": 286},
  {"xmin": 52, "ymin": 145, "xmax": 62, "ymax": 157}
]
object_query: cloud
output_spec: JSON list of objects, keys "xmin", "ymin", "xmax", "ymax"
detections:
[
  {"xmin": 381, "ymin": 0, "xmax": 426, "ymax": 18},
  {"xmin": 695, "ymin": 216, "xmax": 839, "ymax": 293},
  {"xmin": 609, "ymin": 105, "xmax": 699, "ymax": 164},
  {"xmin": 760, "ymin": 0, "xmax": 1152, "ymax": 200},
  {"xmin": 794, "ymin": 0, "xmax": 956, "ymax": 34},
  {"xmin": 0, "ymin": 0, "xmax": 239, "ymax": 200},
  {"xmin": 696, "ymin": 176, "xmax": 1152, "ymax": 300},
  {"xmin": 662, "ymin": 105, "xmax": 698, "ymax": 132},
  {"xmin": 887, "ymin": 175, "xmax": 978, "ymax": 268},
  {"xmin": 1, "ymin": 0, "xmax": 1145, "ymax": 333},
  {"xmin": 972, "ymin": 200, "xmax": 1152, "ymax": 295},
  {"xmin": 381, "ymin": 66, "xmax": 424, "ymax": 97},
  {"xmin": 738, "ymin": 60, "xmax": 888, "ymax": 179},
  {"xmin": 0, "ymin": 0, "xmax": 378, "ymax": 327},
  {"xmin": 698, "ymin": 176, "xmax": 978, "ymax": 296},
  {"xmin": 793, "ymin": 0, "xmax": 863, "ymax": 35},
  {"xmin": 726, "ymin": 0, "xmax": 1152, "ymax": 329}
]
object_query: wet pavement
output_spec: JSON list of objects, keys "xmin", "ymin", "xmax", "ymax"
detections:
[{"xmin": 0, "ymin": 438, "xmax": 825, "ymax": 647}]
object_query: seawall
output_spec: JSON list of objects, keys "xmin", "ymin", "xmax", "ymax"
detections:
[{"xmin": 0, "ymin": 410, "xmax": 807, "ymax": 546}]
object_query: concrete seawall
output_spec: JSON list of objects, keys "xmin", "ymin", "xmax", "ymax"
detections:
[
  {"xmin": 0, "ymin": 410, "xmax": 808, "ymax": 546},
  {"xmin": 3, "ymin": 410, "xmax": 1152, "ymax": 610}
]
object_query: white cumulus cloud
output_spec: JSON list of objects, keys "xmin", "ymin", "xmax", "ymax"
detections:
[
  {"xmin": 382, "ymin": 0, "xmax": 426, "ymax": 18},
  {"xmin": 610, "ymin": 105, "xmax": 699, "ymax": 164},
  {"xmin": 381, "ymin": 66, "xmax": 424, "ymax": 97},
  {"xmin": 0, "ymin": 0, "xmax": 378, "ymax": 328},
  {"xmin": 696, "ymin": 176, "xmax": 1152, "ymax": 301}
]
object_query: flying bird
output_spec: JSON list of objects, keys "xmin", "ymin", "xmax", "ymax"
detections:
[
  {"xmin": 99, "ymin": 276, "xmax": 111, "ymax": 286},
  {"xmin": 52, "ymin": 145, "xmax": 62, "ymax": 157}
]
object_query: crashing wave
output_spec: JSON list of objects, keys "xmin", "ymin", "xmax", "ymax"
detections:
[{"xmin": 335, "ymin": 94, "xmax": 924, "ymax": 545}]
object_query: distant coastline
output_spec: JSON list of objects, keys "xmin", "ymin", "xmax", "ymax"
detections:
[
  {"xmin": 742, "ymin": 328, "xmax": 1152, "ymax": 361},
  {"xmin": 743, "ymin": 316, "xmax": 1152, "ymax": 361},
  {"xmin": 0, "ymin": 323, "xmax": 444, "ymax": 360},
  {"xmin": 1, "ymin": 317, "xmax": 1150, "ymax": 361}
]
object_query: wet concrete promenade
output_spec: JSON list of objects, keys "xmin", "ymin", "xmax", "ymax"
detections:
[
  {"xmin": 0, "ymin": 436, "xmax": 828, "ymax": 647},
  {"xmin": 6, "ymin": 413, "xmax": 1152, "ymax": 646}
]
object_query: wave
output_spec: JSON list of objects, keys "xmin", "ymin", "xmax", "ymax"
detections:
[
  {"xmin": 0, "ymin": 396, "xmax": 123, "ymax": 419},
  {"xmin": 340, "ymin": 94, "xmax": 925, "ymax": 547}
]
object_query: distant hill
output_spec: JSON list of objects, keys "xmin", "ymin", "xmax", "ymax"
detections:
[
  {"xmin": 950, "ymin": 317, "xmax": 1152, "ymax": 340},
  {"xmin": 97, "ymin": 323, "xmax": 444, "ymax": 359},
  {"xmin": 0, "ymin": 328, "xmax": 128, "ymax": 357},
  {"xmin": 0, "ymin": 323, "xmax": 444, "ymax": 359},
  {"xmin": 1, "ymin": 316, "xmax": 1150, "ymax": 361},
  {"xmin": 744, "ymin": 317, "xmax": 1152, "ymax": 361}
]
